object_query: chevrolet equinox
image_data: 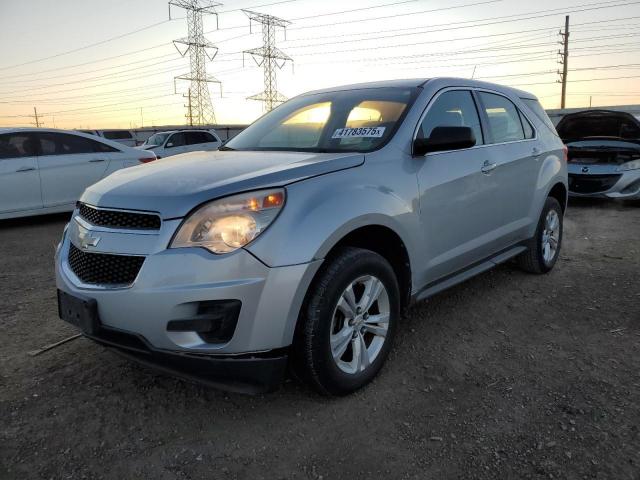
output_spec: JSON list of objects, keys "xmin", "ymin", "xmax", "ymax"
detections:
[{"xmin": 55, "ymin": 78, "xmax": 568, "ymax": 395}]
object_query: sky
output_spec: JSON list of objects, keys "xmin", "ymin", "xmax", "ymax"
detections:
[{"xmin": 1, "ymin": 0, "xmax": 640, "ymax": 129}]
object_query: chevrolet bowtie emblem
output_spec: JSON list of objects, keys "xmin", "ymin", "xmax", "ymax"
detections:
[{"xmin": 78, "ymin": 225, "xmax": 101, "ymax": 249}]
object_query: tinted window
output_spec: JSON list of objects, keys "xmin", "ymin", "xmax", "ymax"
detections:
[
  {"xmin": 37, "ymin": 132, "xmax": 116, "ymax": 155},
  {"xmin": 522, "ymin": 98, "xmax": 557, "ymax": 133},
  {"xmin": 102, "ymin": 130, "xmax": 132, "ymax": 140},
  {"xmin": 479, "ymin": 92, "xmax": 525, "ymax": 143},
  {"xmin": 226, "ymin": 87, "xmax": 418, "ymax": 153},
  {"xmin": 0, "ymin": 133, "xmax": 38, "ymax": 159},
  {"xmin": 144, "ymin": 132, "xmax": 170, "ymax": 146},
  {"xmin": 167, "ymin": 132, "xmax": 185, "ymax": 148},
  {"xmin": 185, "ymin": 131, "xmax": 215, "ymax": 145},
  {"xmin": 520, "ymin": 111, "xmax": 535, "ymax": 139},
  {"xmin": 419, "ymin": 90, "xmax": 483, "ymax": 145}
]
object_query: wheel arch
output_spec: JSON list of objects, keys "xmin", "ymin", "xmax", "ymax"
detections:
[
  {"xmin": 548, "ymin": 181, "xmax": 568, "ymax": 212},
  {"xmin": 313, "ymin": 223, "xmax": 412, "ymax": 312}
]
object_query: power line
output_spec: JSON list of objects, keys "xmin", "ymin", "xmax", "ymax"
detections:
[{"xmin": 0, "ymin": 19, "xmax": 178, "ymax": 72}]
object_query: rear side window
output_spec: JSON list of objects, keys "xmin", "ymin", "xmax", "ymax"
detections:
[
  {"xmin": 37, "ymin": 133, "xmax": 118, "ymax": 155},
  {"xmin": 185, "ymin": 131, "xmax": 216, "ymax": 145},
  {"xmin": 102, "ymin": 130, "xmax": 132, "ymax": 140},
  {"xmin": 522, "ymin": 98, "xmax": 557, "ymax": 133},
  {"xmin": 419, "ymin": 90, "xmax": 484, "ymax": 145},
  {"xmin": 0, "ymin": 133, "xmax": 38, "ymax": 159},
  {"xmin": 478, "ymin": 92, "xmax": 524, "ymax": 144}
]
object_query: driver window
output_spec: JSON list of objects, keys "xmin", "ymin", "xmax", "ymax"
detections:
[
  {"xmin": 419, "ymin": 90, "xmax": 483, "ymax": 145},
  {"xmin": 167, "ymin": 132, "xmax": 185, "ymax": 148}
]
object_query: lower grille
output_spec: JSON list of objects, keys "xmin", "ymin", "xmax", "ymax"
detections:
[
  {"xmin": 68, "ymin": 243, "xmax": 145, "ymax": 286},
  {"xmin": 569, "ymin": 174, "xmax": 621, "ymax": 194}
]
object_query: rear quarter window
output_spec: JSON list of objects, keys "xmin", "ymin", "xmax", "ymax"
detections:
[{"xmin": 522, "ymin": 98, "xmax": 558, "ymax": 134}]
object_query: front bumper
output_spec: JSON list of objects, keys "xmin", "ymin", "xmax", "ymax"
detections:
[
  {"xmin": 55, "ymin": 212, "xmax": 322, "ymax": 388},
  {"xmin": 86, "ymin": 324, "xmax": 288, "ymax": 393},
  {"xmin": 568, "ymin": 164, "xmax": 640, "ymax": 199}
]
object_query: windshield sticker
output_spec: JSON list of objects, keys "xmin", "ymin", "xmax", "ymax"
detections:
[{"xmin": 332, "ymin": 127, "xmax": 386, "ymax": 139}]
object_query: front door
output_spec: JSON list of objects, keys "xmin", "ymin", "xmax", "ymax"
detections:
[
  {"xmin": 0, "ymin": 132, "xmax": 42, "ymax": 214},
  {"xmin": 415, "ymin": 89, "xmax": 505, "ymax": 284}
]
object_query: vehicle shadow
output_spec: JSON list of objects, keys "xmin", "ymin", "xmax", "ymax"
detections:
[
  {"xmin": 568, "ymin": 196, "xmax": 640, "ymax": 210},
  {"xmin": 0, "ymin": 212, "xmax": 71, "ymax": 229}
]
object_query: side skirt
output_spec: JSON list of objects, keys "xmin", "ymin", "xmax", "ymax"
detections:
[{"xmin": 413, "ymin": 244, "xmax": 527, "ymax": 303}]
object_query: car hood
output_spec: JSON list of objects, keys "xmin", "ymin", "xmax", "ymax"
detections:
[{"xmin": 81, "ymin": 150, "xmax": 364, "ymax": 218}]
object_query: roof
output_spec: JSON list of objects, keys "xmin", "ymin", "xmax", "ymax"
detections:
[{"xmin": 301, "ymin": 77, "xmax": 537, "ymax": 100}]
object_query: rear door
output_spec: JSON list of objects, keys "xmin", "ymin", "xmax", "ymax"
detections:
[
  {"xmin": 475, "ymin": 91, "xmax": 540, "ymax": 245},
  {"xmin": 35, "ymin": 132, "xmax": 111, "ymax": 207},
  {"xmin": 0, "ymin": 132, "xmax": 42, "ymax": 214}
]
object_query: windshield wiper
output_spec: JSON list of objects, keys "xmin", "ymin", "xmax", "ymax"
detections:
[{"xmin": 218, "ymin": 145, "xmax": 235, "ymax": 151}]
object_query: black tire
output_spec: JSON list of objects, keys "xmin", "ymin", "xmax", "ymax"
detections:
[
  {"xmin": 517, "ymin": 196, "xmax": 563, "ymax": 274},
  {"xmin": 292, "ymin": 247, "xmax": 400, "ymax": 396}
]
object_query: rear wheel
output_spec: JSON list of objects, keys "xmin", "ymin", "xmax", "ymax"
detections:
[
  {"xmin": 517, "ymin": 196, "xmax": 563, "ymax": 274},
  {"xmin": 292, "ymin": 247, "xmax": 400, "ymax": 396}
]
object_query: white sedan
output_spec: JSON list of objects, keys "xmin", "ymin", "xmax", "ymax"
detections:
[
  {"xmin": 0, "ymin": 128, "xmax": 156, "ymax": 220},
  {"xmin": 137, "ymin": 129, "xmax": 222, "ymax": 159}
]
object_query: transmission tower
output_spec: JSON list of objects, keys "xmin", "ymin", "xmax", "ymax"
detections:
[
  {"xmin": 242, "ymin": 10, "xmax": 292, "ymax": 112},
  {"xmin": 170, "ymin": 0, "xmax": 222, "ymax": 125}
]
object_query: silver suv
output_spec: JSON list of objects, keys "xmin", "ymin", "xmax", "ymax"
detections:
[{"xmin": 55, "ymin": 78, "xmax": 568, "ymax": 395}]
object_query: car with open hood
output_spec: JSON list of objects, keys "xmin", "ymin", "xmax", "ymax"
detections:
[
  {"xmin": 556, "ymin": 109, "xmax": 640, "ymax": 200},
  {"xmin": 55, "ymin": 78, "xmax": 567, "ymax": 395}
]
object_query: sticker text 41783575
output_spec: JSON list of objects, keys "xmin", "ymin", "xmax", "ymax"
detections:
[{"xmin": 332, "ymin": 126, "xmax": 386, "ymax": 139}]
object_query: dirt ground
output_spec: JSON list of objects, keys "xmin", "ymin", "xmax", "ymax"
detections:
[{"xmin": 1, "ymin": 198, "xmax": 639, "ymax": 480}]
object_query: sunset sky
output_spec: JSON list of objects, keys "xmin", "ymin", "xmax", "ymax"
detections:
[{"xmin": 1, "ymin": 0, "xmax": 640, "ymax": 129}]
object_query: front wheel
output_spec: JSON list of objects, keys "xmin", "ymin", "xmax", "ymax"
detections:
[
  {"xmin": 517, "ymin": 196, "xmax": 564, "ymax": 274},
  {"xmin": 292, "ymin": 247, "xmax": 400, "ymax": 396}
]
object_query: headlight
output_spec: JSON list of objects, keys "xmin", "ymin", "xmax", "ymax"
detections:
[
  {"xmin": 617, "ymin": 159, "xmax": 640, "ymax": 172},
  {"xmin": 170, "ymin": 189, "xmax": 285, "ymax": 254}
]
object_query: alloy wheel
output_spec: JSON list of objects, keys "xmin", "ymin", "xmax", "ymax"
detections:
[{"xmin": 329, "ymin": 275, "xmax": 390, "ymax": 375}]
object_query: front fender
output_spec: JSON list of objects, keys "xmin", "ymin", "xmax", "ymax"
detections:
[{"xmin": 245, "ymin": 165, "xmax": 420, "ymax": 270}]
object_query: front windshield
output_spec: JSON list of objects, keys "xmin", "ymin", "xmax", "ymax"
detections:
[
  {"xmin": 226, "ymin": 87, "xmax": 418, "ymax": 153},
  {"xmin": 144, "ymin": 133, "xmax": 170, "ymax": 146}
]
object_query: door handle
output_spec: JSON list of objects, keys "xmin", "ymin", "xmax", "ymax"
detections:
[
  {"xmin": 481, "ymin": 161, "xmax": 497, "ymax": 174},
  {"xmin": 89, "ymin": 159, "xmax": 106, "ymax": 163},
  {"xmin": 16, "ymin": 167, "xmax": 35, "ymax": 172},
  {"xmin": 532, "ymin": 147, "xmax": 541, "ymax": 157}
]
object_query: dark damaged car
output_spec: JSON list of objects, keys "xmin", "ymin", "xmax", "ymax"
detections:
[{"xmin": 557, "ymin": 109, "xmax": 640, "ymax": 200}]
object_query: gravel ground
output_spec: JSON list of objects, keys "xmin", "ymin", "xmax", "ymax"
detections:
[{"xmin": 1, "ymin": 198, "xmax": 639, "ymax": 480}]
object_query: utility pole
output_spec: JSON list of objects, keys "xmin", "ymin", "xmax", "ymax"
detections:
[
  {"xmin": 558, "ymin": 15, "xmax": 570, "ymax": 109},
  {"xmin": 31, "ymin": 107, "xmax": 42, "ymax": 128},
  {"xmin": 242, "ymin": 10, "xmax": 292, "ymax": 112},
  {"xmin": 183, "ymin": 88, "xmax": 194, "ymax": 126},
  {"xmin": 170, "ymin": 0, "xmax": 222, "ymax": 125},
  {"xmin": 140, "ymin": 107, "xmax": 144, "ymax": 128}
]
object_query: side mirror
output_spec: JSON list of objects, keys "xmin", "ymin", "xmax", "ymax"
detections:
[
  {"xmin": 413, "ymin": 126, "xmax": 476, "ymax": 156},
  {"xmin": 166, "ymin": 142, "xmax": 174, "ymax": 148}
]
